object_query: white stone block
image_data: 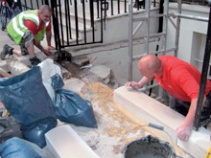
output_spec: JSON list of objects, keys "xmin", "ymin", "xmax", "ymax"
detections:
[{"xmin": 45, "ymin": 125, "xmax": 100, "ymax": 158}]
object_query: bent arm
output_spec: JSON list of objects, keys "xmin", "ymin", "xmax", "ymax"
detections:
[
  {"xmin": 176, "ymin": 97, "xmax": 206, "ymax": 141},
  {"xmin": 138, "ymin": 76, "xmax": 153, "ymax": 87},
  {"xmin": 125, "ymin": 76, "xmax": 153, "ymax": 89},
  {"xmin": 34, "ymin": 39, "xmax": 52, "ymax": 56},
  {"xmin": 33, "ymin": 39, "xmax": 45, "ymax": 52},
  {"xmin": 46, "ymin": 30, "xmax": 52, "ymax": 47}
]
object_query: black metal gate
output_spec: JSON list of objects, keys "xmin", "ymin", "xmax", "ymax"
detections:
[
  {"xmin": 20, "ymin": 0, "xmax": 104, "ymax": 50},
  {"xmin": 49, "ymin": 0, "xmax": 104, "ymax": 50}
]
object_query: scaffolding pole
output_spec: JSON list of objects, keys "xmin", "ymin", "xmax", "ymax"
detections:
[
  {"xmin": 128, "ymin": 0, "xmax": 133, "ymax": 81},
  {"xmin": 194, "ymin": 4, "xmax": 211, "ymax": 130}
]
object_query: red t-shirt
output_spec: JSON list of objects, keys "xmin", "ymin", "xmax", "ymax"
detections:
[
  {"xmin": 155, "ymin": 55, "xmax": 211, "ymax": 102},
  {"xmin": 24, "ymin": 12, "xmax": 51, "ymax": 35}
]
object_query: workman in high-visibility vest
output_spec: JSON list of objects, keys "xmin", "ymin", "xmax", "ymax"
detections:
[{"xmin": 0, "ymin": 5, "xmax": 54, "ymax": 65}]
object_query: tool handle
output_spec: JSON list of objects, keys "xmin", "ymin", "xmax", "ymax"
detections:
[{"xmin": 148, "ymin": 123, "xmax": 164, "ymax": 131}]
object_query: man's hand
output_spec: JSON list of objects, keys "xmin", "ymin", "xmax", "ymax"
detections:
[
  {"xmin": 47, "ymin": 45, "xmax": 55, "ymax": 51},
  {"xmin": 176, "ymin": 123, "xmax": 192, "ymax": 142},
  {"xmin": 125, "ymin": 81, "xmax": 142, "ymax": 89},
  {"xmin": 42, "ymin": 49, "xmax": 52, "ymax": 56}
]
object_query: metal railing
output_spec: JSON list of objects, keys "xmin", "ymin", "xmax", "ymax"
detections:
[{"xmin": 181, "ymin": 0, "xmax": 209, "ymax": 6}]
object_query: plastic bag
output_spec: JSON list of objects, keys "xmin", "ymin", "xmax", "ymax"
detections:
[
  {"xmin": 0, "ymin": 66, "xmax": 57, "ymax": 148},
  {"xmin": 22, "ymin": 117, "xmax": 57, "ymax": 148},
  {"xmin": 52, "ymin": 74, "xmax": 97, "ymax": 128},
  {"xmin": 0, "ymin": 66, "xmax": 56, "ymax": 126},
  {"xmin": 0, "ymin": 137, "xmax": 48, "ymax": 158},
  {"xmin": 0, "ymin": 116, "xmax": 23, "ymax": 144},
  {"xmin": 38, "ymin": 58, "xmax": 62, "ymax": 101}
]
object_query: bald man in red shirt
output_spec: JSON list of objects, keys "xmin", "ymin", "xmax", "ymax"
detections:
[{"xmin": 125, "ymin": 54, "xmax": 211, "ymax": 142}]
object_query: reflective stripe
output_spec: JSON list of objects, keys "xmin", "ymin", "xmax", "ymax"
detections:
[
  {"xmin": 11, "ymin": 11, "xmax": 40, "ymax": 37},
  {"xmin": 23, "ymin": 13, "xmax": 39, "ymax": 25},
  {"xmin": 18, "ymin": 12, "xmax": 25, "ymax": 29},
  {"xmin": 12, "ymin": 18, "xmax": 24, "ymax": 36},
  {"xmin": 17, "ymin": 12, "xmax": 40, "ymax": 28}
]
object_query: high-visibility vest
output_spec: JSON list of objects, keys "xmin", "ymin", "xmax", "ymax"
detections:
[{"xmin": 7, "ymin": 10, "xmax": 49, "ymax": 44}]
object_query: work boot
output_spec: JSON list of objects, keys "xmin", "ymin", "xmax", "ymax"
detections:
[
  {"xmin": 30, "ymin": 56, "xmax": 41, "ymax": 66},
  {"xmin": 0, "ymin": 44, "xmax": 14, "ymax": 60}
]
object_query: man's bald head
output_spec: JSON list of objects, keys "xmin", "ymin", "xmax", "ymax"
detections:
[
  {"xmin": 39, "ymin": 5, "xmax": 52, "ymax": 14},
  {"xmin": 138, "ymin": 54, "xmax": 162, "ymax": 78},
  {"xmin": 39, "ymin": 5, "xmax": 52, "ymax": 23}
]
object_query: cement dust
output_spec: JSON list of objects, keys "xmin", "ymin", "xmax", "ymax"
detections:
[{"xmin": 72, "ymin": 82, "xmax": 192, "ymax": 158}]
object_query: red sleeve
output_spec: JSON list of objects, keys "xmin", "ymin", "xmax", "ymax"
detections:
[
  {"xmin": 46, "ymin": 21, "xmax": 52, "ymax": 32},
  {"xmin": 24, "ymin": 20, "xmax": 38, "ymax": 35}
]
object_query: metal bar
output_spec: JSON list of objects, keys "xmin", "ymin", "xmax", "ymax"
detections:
[
  {"xmin": 111, "ymin": 0, "xmax": 114, "ymax": 15},
  {"xmin": 66, "ymin": 0, "xmax": 72, "ymax": 40},
  {"xmin": 174, "ymin": 0, "xmax": 182, "ymax": 57},
  {"xmin": 50, "ymin": 0, "xmax": 61, "ymax": 50},
  {"xmin": 150, "ymin": 13, "xmax": 165, "ymax": 18},
  {"xmin": 82, "ymin": 0, "xmax": 87, "ymax": 43},
  {"xmin": 173, "ymin": 13, "xmax": 209, "ymax": 22},
  {"xmin": 23, "ymin": 0, "xmax": 26, "ymax": 9},
  {"xmin": 132, "ymin": 21, "xmax": 144, "ymax": 36},
  {"xmin": 90, "ymin": 0, "xmax": 95, "ymax": 42},
  {"xmin": 96, "ymin": 0, "xmax": 100, "ymax": 19},
  {"xmin": 60, "ymin": 41, "xmax": 102, "ymax": 48},
  {"xmin": 128, "ymin": 0, "xmax": 133, "ymax": 81},
  {"xmin": 133, "ymin": 14, "xmax": 165, "ymax": 22},
  {"xmin": 89, "ymin": 0, "xmax": 94, "ymax": 27},
  {"xmin": 44, "ymin": 0, "xmax": 49, "ymax": 6},
  {"xmin": 74, "ymin": 0, "xmax": 79, "ymax": 44},
  {"xmin": 133, "ymin": 32, "xmax": 165, "ymax": 39},
  {"xmin": 168, "ymin": 16, "xmax": 177, "ymax": 29},
  {"xmin": 30, "ymin": 0, "xmax": 33, "ymax": 9},
  {"xmin": 133, "ymin": 16, "xmax": 148, "ymax": 22},
  {"xmin": 58, "ymin": 0, "xmax": 64, "ymax": 45},
  {"xmin": 104, "ymin": 0, "xmax": 107, "ymax": 17},
  {"xmin": 194, "ymin": 4, "xmax": 211, "ymax": 130},
  {"xmin": 36, "ymin": 0, "xmax": 39, "ymax": 9},
  {"xmin": 159, "ymin": 0, "xmax": 168, "ymax": 55},
  {"xmin": 64, "ymin": 0, "xmax": 70, "ymax": 44},
  {"xmin": 124, "ymin": 0, "xmax": 127, "ymax": 13},
  {"xmin": 100, "ymin": 0, "xmax": 103, "ymax": 42},
  {"xmin": 132, "ymin": 47, "xmax": 177, "ymax": 60},
  {"xmin": 117, "ymin": 0, "xmax": 120, "ymax": 14},
  {"xmin": 150, "ymin": 47, "xmax": 177, "ymax": 55},
  {"xmin": 144, "ymin": 0, "xmax": 150, "ymax": 54}
]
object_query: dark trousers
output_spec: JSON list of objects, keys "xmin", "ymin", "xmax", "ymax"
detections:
[{"xmin": 173, "ymin": 91, "xmax": 211, "ymax": 122}]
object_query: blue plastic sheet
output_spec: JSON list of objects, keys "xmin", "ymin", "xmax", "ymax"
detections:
[
  {"xmin": 0, "ymin": 137, "xmax": 48, "ymax": 158},
  {"xmin": 0, "ymin": 66, "xmax": 57, "ymax": 148},
  {"xmin": 52, "ymin": 74, "xmax": 98, "ymax": 128}
]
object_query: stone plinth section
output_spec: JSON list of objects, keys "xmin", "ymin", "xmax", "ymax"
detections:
[
  {"xmin": 45, "ymin": 125, "xmax": 100, "ymax": 158},
  {"xmin": 114, "ymin": 86, "xmax": 211, "ymax": 158}
]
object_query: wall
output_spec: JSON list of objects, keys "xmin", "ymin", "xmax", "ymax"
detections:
[
  {"xmin": 69, "ymin": 8, "xmax": 160, "ymax": 85},
  {"xmin": 167, "ymin": 3, "xmax": 209, "ymax": 63},
  {"xmin": 68, "ymin": 3, "xmax": 210, "ymax": 86}
]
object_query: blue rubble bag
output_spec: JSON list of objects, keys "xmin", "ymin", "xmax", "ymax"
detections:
[
  {"xmin": 0, "ymin": 137, "xmax": 48, "ymax": 158},
  {"xmin": 0, "ymin": 116, "xmax": 23, "ymax": 144},
  {"xmin": 51, "ymin": 74, "xmax": 98, "ymax": 128},
  {"xmin": 0, "ymin": 66, "xmax": 57, "ymax": 148}
]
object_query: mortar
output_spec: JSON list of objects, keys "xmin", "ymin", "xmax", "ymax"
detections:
[{"xmin": 124, "ymin": 135, "xmax": 175, "ymax": 158}]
